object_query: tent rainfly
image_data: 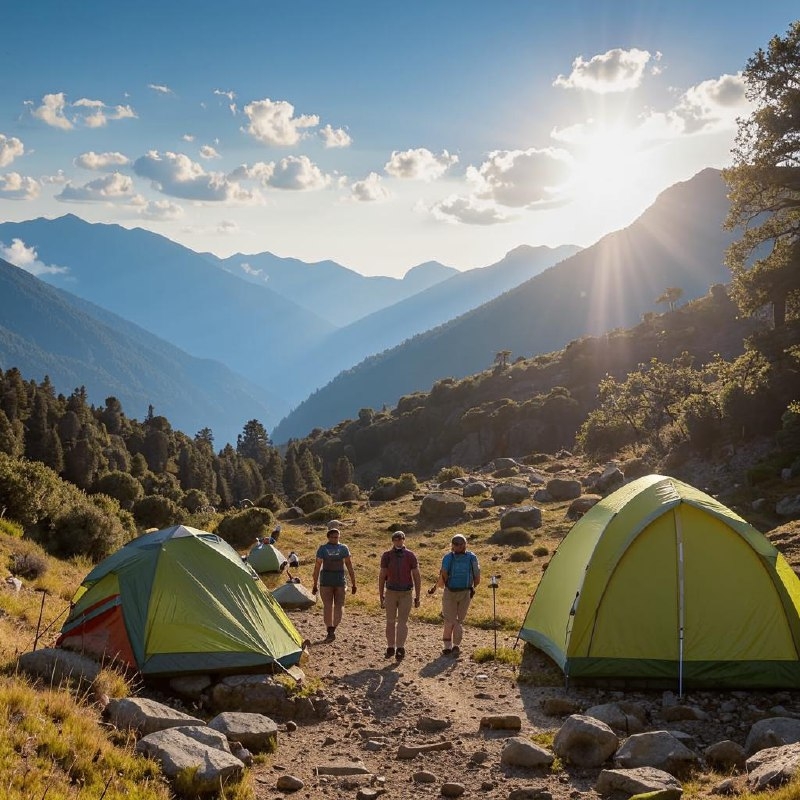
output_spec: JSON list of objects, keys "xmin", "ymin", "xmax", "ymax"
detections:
[
  {"xmin": 57, "ymin": 525, "xmax": 304, "ymax": 675},
  {"xmin": 518, "ymin": 475, "xmax": 800, "ymax": 690},
  {"xmin": 247, "ymin": 540, "xmax": 288, "ymax": 574}
]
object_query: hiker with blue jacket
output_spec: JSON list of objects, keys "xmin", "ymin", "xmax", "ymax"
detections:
[{"xmin": 428, "ymin": 533, "xmax": 480, "ymax": 656}]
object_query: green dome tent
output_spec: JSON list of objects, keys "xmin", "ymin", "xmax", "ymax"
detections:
[
  {"xmin": 247, "ymin": 540, "xmax": 288, "ymax": 574},
  {"xmin": 57, "ymin": 525, "xmax": 304, "ymax": 676},
  {"xmin": 518, "ymin": 475, "xmax": 800, "ymax": 691}
]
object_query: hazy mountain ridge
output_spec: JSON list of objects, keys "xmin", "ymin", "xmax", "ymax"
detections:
[
  {"xmin": 0, "ymin": 258, "xmax": 280, "ymax": 445},
  {"xmin": 206, "ymin": 250, "xmax": 459, "ymax": 327},
  {"xmin": 0, "ymin": 215, "xmax": 335, "ymax": 395},
  {"xmin": 281, "ymin": 242, "xmax": 582, "ymax": 405},
  {"xmin": 272, "ymin": 168, "xmax": 735, "ymax": 442}
]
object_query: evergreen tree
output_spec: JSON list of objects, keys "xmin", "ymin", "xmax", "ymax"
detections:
[
  {"xmin": 282, "ymin": 441, "xmax": 305, "ymax": 500},
  {"xmin": 298, "ymin": 445, "xmax": 323, "ymax": 492},
  {"xmin": 0, "ymin": 409, "xmax": 23, "ymax": 458},
  {"xmin": 724, "ymin": 21, "xmax": 800, "ymax": 328}
]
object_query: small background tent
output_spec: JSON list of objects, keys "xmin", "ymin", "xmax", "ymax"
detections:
[
  {"xmin": 247, "ymin": 540, "xmax": 288, "ymax": 574},
  {"xmin": 58, "ymin": 525, "xmax": 304, "ymax": 675},
  {"xmin": 518, "ymin": 475, "xmax": 800, "ymax": 690},
  {"xmin": 271, "ymin": 580, "xmax": 317, "ymax": 610}
]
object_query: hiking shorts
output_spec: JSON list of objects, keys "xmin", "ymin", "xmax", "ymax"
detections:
[
  {"xmin": 442, "ymin": 587, "xmax": 472, "ymax": 624},
  {"xmin": 319, "ymin": 585, "xmax": 346, "ymax": 608}
]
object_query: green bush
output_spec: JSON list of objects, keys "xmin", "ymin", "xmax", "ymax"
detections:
[
  {"xmin": 216, "ymin": 507, "xmax": 274, "ymax": 550},
  {"xmin": 91, "ymin": 471, "xmax": 143, "ymax": 509},
  {"xmin": 304, "ymin": 504, "xmax": 348, "ymax": 523},
  {"xmin": 256, "ymin": 493, "xmax": 283, "ymax": 513},
  {"xmin": 533, "ymin": 545, "xmax": 549, "ymax": 557},
  {"xmin": 488, "ymin": 527, "xmax": 533, "ymax": 546},
  {"xmin": 180, "ymin": 488, "xmax": 211, "ymax": 514},
  {"xmin": 336, "ymin": 483, "xmax": 361, "ymax": 501},
  {"xmin": 437, "ymin": 466, "xmax": 465, "ymax": 483},
  {"xmin": 9, "ymin": 543, "xmax": 48, "ymax": 579},
  {"xmin": 508, "ymin": 548, "xmax": 534, "ymax": 562},
  {"xmin": 47, "ymin": 502, "xmax": 130, "ymax": 561},
  {"xmin": 369, "ymin": 473, "xmax": 419, "ymax": 501},
  {"xmin": 295, "ymin": 491, "xmax": 332, "ymax": 514},
  {"xmin": 133, "ymin": 495, "xmax": 182, "ymax": 530}
]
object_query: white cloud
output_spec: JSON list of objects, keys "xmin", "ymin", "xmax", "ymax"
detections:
[
  {"xmin": 228, "ymin": 161, "xmax": 276, "ymax": 185},
  {"xmin": 268, "ymin": 155, "xmax": 331, "ymax": 190},
  {"xmin": 0, "ymin": 134, "xmax": 24, "ymax": 167},
  {"xmin": 31, "ymin": 93, "xmax": 73, "ymax": 129},
  {"xmin": 137, "ymin": 198, "xmax": 185, "ymax": 220},
  {"xmin": 216, "ymin": 220, "xmax": 240, "ymax": 235},
  {"xmin": 199, "ymin": 145, "xmax": 221, "ymax": 159},
  {"xmin": 554, "ymin": 48, "xmax": 654, "ymax": 93},
  {"xmin": 319, "ymin": 124, "xmax": 352, "ymax": 148},
  {"xmin": 182, "ymin": 134, "xmax": 195, "ymax": 142},
  {"xmin": 133, "ymin": 150, "xmax": 260, "ymax": 203},
  {"xmin": 149, "ymin": 84, "xmax": 173, "ymax": 94},
  {"xmin": 74, "ymin": 151, "xmax": 130, "ymax": 171},
  {"xmin": 0, "ymin": 238, "xmax": 67, "ymax": 275},
  {"xmin": 242, "ymin": 98, "xmax": 319, "ymax": 146},
  {"xmin": 429, "ymin": 195, "xmax": 513, "ymax": 225},
  {"xmin": 30, "ymin": 93, "xmax": 136, "ymax": 129},
  {"xmin": 57, "ymin": 172, "xmax": 134, "ymax": 202},
  {"xmin": 351, "ymin": 172, "xmax": 391, "ymax": 202},
  {"xmin": 0, "ymin": 172, "xmax": 40, "ymax": 199},
  {"xmin": 467, "ymin": 147, "xmax": 573, "ymax": 208},
  {"xmin": 40, "ymin": 170, "xmax": 67, "ymax": 185},
  {"xmin": 214, "ymin": 89, "xmax": 238, "ymax": 115},
  {"xmin": 665, "ymin": 72, "xmax": 749, "ymax": 134},
  {"xmin": 385, "ymin": 148, "xmax": 458, "ymax": 180},
  {"xmin": 239, "ymin": 261, "xmax": 263, "ymax": 277}
]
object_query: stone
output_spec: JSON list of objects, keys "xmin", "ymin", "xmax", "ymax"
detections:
[
  {"xmin": 441, "ymin": 782, "xmax": 465, "ymax": 797},
  {"xmin": 479, "ymin": 714, "xmax": 522, "ymax": 730},
  {"xmin": 500, "ymin": 737, "xmax": 554, "ymax": 768},
  {"xmin": 276, "ymin": 774, "xmax": 304, "ymax": 790},
  {"xmin": 553, "ymin": 714, "xmax": 618, "ymax": 768}
]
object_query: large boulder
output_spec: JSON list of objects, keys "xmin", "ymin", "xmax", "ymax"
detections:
[
  {"xmin": 500, "ymin": 505, "xmax": 542, "ymax": 530},
  {"xmin": 614, "ymin": 731, "xmax": 700, "ymax": 777},
  {"xmin": 545, "ymin": 477, "xmax": 582, "ymax": 500},
  {"xmin": 419, "ymin": 492, "xmax": 467, "ymax": 518},
  {"xmin": 745, "ymin": 717, "xmax": 800, "ymax": 755},
  {"xmin": 553, "ymin": 714, "xmax": 619, "ymax": 767},
  {"xmin": 492, "ymin": 483, "xmax": 530, "ymax": 505}
]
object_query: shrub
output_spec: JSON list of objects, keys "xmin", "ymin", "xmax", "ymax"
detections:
[
  {"xmin": 91, "ymin": 471, "xmax": 143, "ymax": 509},
  {"xmin": 180, "ymin": 488, "xmax": 210, "ymax": 514},
  {"xmin": 336, "ymin": 483, "xmax": 361, "ymax": 501},
  {"xmin": 397, "ymin": 473, "xmax": 419, "ymax": 494},
  {"xmin": 133, "ymin": 495, "xmax": 182, "ymax": 530},
  {"xmin": 304, "ymin": 504, "xmax": 348, "ymax": 523},
  {"xmin": 216, "ymin": 507, "xmax": 274, "ymax": 550},
  {"xmin": 521, "ymin": 453, "xmax": 550, "ymax": 466},
  {"xmin": 488, "ymin": 527, "xmax": 533, "ymax": 546},
  {"xmin": 47, "ymin": 502, "xmax": 130, "ymax": 561},
  {"xmin": 508, "ymin": 548, "xmax": 534, "ymax": 562},
  {"xmin": 369, "ymin": 473, "xmax": 419, "ymax": 501},
  {"xmin": 437, "ymin": 466, "xmax": 465, "ymax": 483},
  {"xmin": 9, "ymin": 542, "xmax": 49, "ymax": 579},
  {"xmin": 256, "ymin": 493, "xmax": 283, "ymax": 513},
  {"xmin": 533, "ymin": 545, "xmax": 549, "ymax": 557},
  {"xmin": 295, "ymin": 490, "xmax": 332, "ymax": 514}
]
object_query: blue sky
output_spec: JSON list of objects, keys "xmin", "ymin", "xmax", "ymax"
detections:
[{"xmin": 0, "ymin": 2, "xmax": 797, "ymax": 277}]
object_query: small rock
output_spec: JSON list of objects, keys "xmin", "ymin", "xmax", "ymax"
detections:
[
  {"xmin": 441, "ymin": 782, "xmax": 465, "ymax": 797},
  {"xmin": 413, "ymin": 771, "xmax": 437, "ymax": 783},
  {"xmin": 276, "ymin": 774, "xmax": 304, "ymax": 791}
]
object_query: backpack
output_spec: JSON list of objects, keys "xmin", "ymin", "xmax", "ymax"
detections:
[{"xmin": 443, "ymin": 552, "xmax": 475, "ymax": 591}]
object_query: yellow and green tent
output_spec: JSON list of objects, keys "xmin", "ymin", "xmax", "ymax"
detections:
[
  {"xmin": 518, "ymin": 475, "xmax": 800, "ymax": 690},
  {"xmin": 58, "ymin": 525, "xmax": 304, "ymax": 675}
]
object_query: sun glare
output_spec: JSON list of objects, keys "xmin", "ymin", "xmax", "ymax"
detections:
[{"xmin": 572, "ymin": 127, "xmax": 644, "ymax": 204}]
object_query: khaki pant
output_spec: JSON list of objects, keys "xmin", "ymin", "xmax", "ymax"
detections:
[
  {"xmin": 319, "ymin": 585, "xmax": 346, "ymax": 628},
  {"xmin": 442, "ymin": 588, "xmax": 472, "ymax": 646},
  {"xmin": 384, "ymin": 589, "xmax": 413, "ymax": 648}
]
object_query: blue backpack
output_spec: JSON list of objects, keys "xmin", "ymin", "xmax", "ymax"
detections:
[{"xmin": 443, "ymin": 552, "xmax": 476, "ymax": 590}]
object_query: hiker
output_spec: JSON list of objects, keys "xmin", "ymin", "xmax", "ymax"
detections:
[
  {"xmin": 428, "ymin": 533, "xmax": 481, "ymax": 656},
  {"xmin": 268, "ymin": 524, "xmax": 282, "ymax": 544},
  {"xmin": 378, "ymin": 531, "xmax": 421, "ymax": 661},
  {"xmin": 312, "ymin": 526, "xmax": 357, "ymax": 641},
  {"xmin": 287, "ymin": 550, "xmax": 300, "ymax": 568}
]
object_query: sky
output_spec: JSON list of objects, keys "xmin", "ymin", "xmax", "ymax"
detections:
[{"xmin": 0, "ymin": 1, "xmax": 798, "ymax": 278}]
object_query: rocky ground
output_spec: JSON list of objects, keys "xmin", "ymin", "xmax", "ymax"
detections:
[{"xmin": 248, "ymin": 604, "xmax": 800, "ymax": 800}]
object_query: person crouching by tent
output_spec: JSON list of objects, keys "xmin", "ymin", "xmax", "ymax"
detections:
[
  {"xmin": 428, "ymin": 533, "xmax": 480, "ymax": 656},
  {"xmin": 378, "ymin": 531, "xmax": 421, "ymax": 661},
  {"xmin": 287, "ymin": 550, "xmax": 300, "ymax": 568},
  {"xmin": 312, "ymin": 527, "xmax": 357, "ymax": 642}
]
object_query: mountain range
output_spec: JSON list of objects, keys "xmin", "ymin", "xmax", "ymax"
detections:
[{"xmin": 0, "ymin": 168, "xmax": 737, "ymax": 445}]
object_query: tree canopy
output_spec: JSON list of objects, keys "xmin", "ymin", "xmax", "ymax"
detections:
[{"xmin": 724, "ymin": 21, "xmax": 800, "ymax": 328}]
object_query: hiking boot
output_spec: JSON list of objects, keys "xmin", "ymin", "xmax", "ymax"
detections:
[
  {"xmin": 441, "ymin": 647, "xmax": 452, "ymax": 656},
  {"xmin": 325, "ymin": 627, "xmax": 336, "ymax": 642},
  {"xmin": 395, "ymin": 647, "xmax": 405, "ymax": 661},
  {"xmin": 451, "ymin": 645, "xmax": 460, "ymax": 657},
  {"xmin": 384, "ymin": 647, "xmax": 395, "ymax": 658}
]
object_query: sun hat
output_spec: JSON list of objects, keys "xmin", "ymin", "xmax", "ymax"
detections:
[{"xmin": 451, "ymin": 534, "xmax": 467, "ymax": 545}]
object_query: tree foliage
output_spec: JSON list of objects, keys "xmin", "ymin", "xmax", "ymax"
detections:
[{"xmin": 724, "ymin": 21, "xmax": 800, "ymax": 328}]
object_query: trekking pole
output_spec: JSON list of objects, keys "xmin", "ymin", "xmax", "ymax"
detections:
[
  {"xmin": 34, "ymin": 589, "xmax": 48, "ymax": 652},
  {"xmin": 489, "ymin": 575, "xmax": 500, "ymax": 656}
]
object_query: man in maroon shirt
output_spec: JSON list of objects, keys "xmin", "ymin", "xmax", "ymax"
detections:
[{"xmin": 378, "ymin": 531, "xmax": 421, "ymax": 661}]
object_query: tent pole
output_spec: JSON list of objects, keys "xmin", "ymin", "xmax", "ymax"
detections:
[{"xmin": 676, "ymin": 510, "xmax": 685, "ymax": 699}]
